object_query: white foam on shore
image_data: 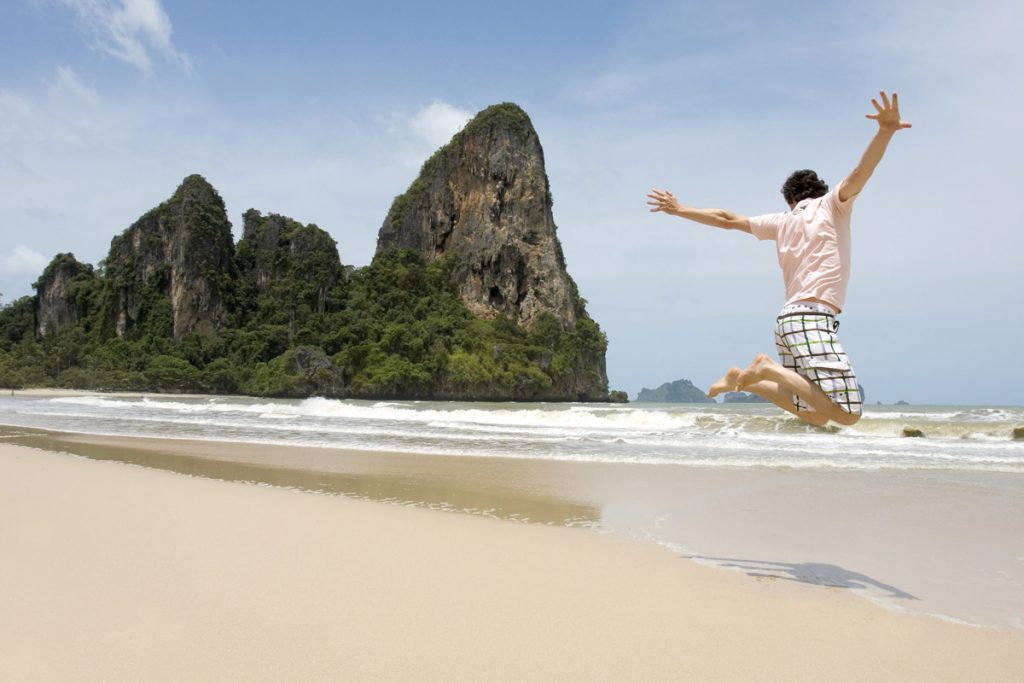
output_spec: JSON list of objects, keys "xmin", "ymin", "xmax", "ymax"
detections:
[
  {"xmin": 50, "ymin": 395, "xmax": 702, "ymax": 431},
  {"xmin": 2, "ymin": 395, "xmax": 1019, "ymax": 473}
]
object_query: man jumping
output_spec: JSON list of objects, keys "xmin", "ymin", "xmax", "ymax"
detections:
[{"xmin": 647, "ymin": 91, "xmax": 911, "ymax": 426}]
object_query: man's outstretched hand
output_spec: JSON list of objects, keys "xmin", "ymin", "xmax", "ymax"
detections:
[
  {"xmin": 839, "ymin": 91, "xmax": 911, "ymax": 202},
  {"xmin": 646, "ymin": 188, "xmax": 750, "ymax": 231},
  {"xmin": 866, "ymin": 91, "xmax": 912, "ymax": 132},
  {"xmin": 647, "ymin": 189, "xmax": 681, "ymax": 215}
]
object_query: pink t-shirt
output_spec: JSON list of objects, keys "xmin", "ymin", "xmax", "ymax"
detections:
[{"xmin": 748, "ymin": 188, "xmax": 855, "ymax": 312}]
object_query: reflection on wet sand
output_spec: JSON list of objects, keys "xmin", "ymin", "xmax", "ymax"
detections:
[{"xmin": 0, "ymin": 426, "xmax": 599, "ymax": 527}]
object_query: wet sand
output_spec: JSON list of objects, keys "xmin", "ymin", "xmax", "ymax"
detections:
[{"xmin": 2, "ymin": 438, "xmax": 1024, "ymax": 680}]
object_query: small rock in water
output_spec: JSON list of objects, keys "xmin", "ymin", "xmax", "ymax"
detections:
[
  {"xmin": 902, "ymin": 427, "xmax": 925, "ymax": 438},
  {"xmin": 1013, "ymin": 426, "xmax": 1024, "ymax": 440}
]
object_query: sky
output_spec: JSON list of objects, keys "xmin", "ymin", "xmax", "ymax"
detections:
[{"xmin": 1, "ymin": 0, "xmax": 1022, "ymax": 405}]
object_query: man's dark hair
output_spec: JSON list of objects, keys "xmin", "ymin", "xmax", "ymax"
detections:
[{"xmin": 782, "ymin": 169, "xmax": 829, "ymax": 206}]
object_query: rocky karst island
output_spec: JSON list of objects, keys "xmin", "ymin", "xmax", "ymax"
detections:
[{"xmin": 0, "ymin": 104, "xmax": 609, "ymax": 401}]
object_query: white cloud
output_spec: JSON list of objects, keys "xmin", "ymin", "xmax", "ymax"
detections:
[
  {"xmin": 51, "ymin": 65, "xmax": 100, "ymax": 106},
  {"xmin": 0, "ymin": 91, "xmax": 34, "ymax": 146},
  {"xmin": 409, "ymin": 100, "xmax": 472, "ymax": 149},
  {"xmin": 0, "ymin": 245, "xmax": 48, "ymax": 276},
  {"xmin": 0, "ymin": 67, "xmax": 104, "ymax": 150},
  {"xmin": 58, "ymin": 0, "xmax": 190, "ymax": 74}
]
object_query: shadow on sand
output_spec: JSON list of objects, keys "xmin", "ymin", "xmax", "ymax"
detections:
[{"xmin": 692, "ymin": 556, "xmax": 918, "ymax": 600}]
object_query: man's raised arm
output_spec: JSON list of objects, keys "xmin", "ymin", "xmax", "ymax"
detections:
[
  {"xmin": 646, "ymin": 189, "xmax": 751, "ymax": 233},
  {"xmin": 838, "ymin": 91, "xmax": 912, "ymax": 203}
]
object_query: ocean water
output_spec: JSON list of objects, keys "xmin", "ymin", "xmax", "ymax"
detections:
[{"xmin": 0, "ymin": 394, "xmax": 1021, "ymax": 473}]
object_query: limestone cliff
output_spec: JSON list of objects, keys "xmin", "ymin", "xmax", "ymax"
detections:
[
  {"xmin": 33, "ymin": 253, "xmax": 98, "ymax": 339},
  {"xmin": 377, "ymin": 103, "xmax": 608, "ymax": 399},
  {"xmin": 102, "ymin": 175, "xmax": 234, "ymax": 340},
  {"xmin": 235, "ymin": 210, "xmax": 347, "ymax": 320},
  {"xmin": 378, "ymin": 103, "xmax": 577, "ymax": 330}
]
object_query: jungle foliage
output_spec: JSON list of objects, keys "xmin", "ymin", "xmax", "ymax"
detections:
[{"xmin": 0, "ymin": 248, "xmax": 607, "ymax": 400}]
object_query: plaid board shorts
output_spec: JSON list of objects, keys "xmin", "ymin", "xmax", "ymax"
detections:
[{"xmin": 775, "ymin": 302, "xmax": 863, "ymax": 416}]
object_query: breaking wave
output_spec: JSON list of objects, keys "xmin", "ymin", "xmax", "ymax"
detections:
[{"xmin": 3, "ymin": 395, "xmax": 1022, "ymax": 473}]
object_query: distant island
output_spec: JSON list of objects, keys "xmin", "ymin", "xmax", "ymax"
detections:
[
  {"xmin": 635, "ymin": 379, "xmax": 712, "ymax": 403},
  {"xmin": 0, "ymin": 104, "xmax": 610, "ymax": 402}
]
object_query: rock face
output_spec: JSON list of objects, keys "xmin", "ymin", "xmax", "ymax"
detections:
[
  {"xmin": 376, "ymin": 102, "xmax": 608, "ymax": 400},
  {"xmin": 236, "ymin": 210, "xmax": 346, "ymax": 318},
  {"xmin": 282, "ymin": 346, "xmax": 346, "ymax": 397},
  {"xmin": 33, "ymin": 253, "xmax": 97, "ymax": 338},
  {"xmin": 103, "ymin": 175, "xmax": 234, "ymax": 340},
  {"xmin": 636, "ymin": 378, "xmax": 712, "ymax": 403},
  {"xmin": 377, "ymin": 103, "xmax": 576, "ymax": 331}
]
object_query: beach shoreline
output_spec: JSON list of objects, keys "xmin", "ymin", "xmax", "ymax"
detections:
[
  {"xmin": 3, "ymin": 440, "xmax": 1024, "ymax": 680},
  {"xmin": 3, "ymin": 417, "xmax": 1024, "ymax": 632}
]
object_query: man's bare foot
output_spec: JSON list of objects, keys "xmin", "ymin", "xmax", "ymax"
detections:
[
  {"xmin": 736, "ymin": 354, "xmax": 773, "ymax": 390},
  {"xmin": 707, "ymin": 366, "xmax": 741, "ymax": 398}
]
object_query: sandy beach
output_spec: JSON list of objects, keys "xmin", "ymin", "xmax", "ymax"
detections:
[{"xmin": 2, "ymin": 439, "xmax": 1023, "ymax": 681}]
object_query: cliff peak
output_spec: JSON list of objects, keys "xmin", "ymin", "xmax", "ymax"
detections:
[
  {"xmin": 177, "ymin": 173, "xmax": 216, "ymax": 192},
  {"xmin": 33, "ymin": 253, "xmax": 97, "ymax": 339},
  {"xmin": 461, "ymin": 102, "xmax": 535, "ymax": 137},
  {"xmin": 375, "ymin": 102, "xmax": 607, "ymax": 399},
  {"xmin": 236, "ymin": 209, "xmax": 346, "ymax": 321},
  {"xmin": 377, "ymin": 102, "xmax": 573, "ymax": 330},
  {"xmin": 102, "ymin": 174, "xmax": 234, "ymax": 340}
]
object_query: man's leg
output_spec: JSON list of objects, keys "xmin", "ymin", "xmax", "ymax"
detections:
[
  {"xmin": 737, "ymin": 354, "xmax": 860, "ymax": 426},
  {"xmin": 707, "ymin": 363, "xmax": 830, "ymax": 426},
  {"xmin": 741, "ymin": 377, "xmax": 831, "ymax": 427},
  {"xmin": 707, "ymin": 366, "xmax": 741, "ymax": 399}
]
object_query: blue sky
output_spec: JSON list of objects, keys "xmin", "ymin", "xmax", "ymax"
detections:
[{"xmin": 2, "ymin": 0, "xmax": 1022, "ymax": 404}]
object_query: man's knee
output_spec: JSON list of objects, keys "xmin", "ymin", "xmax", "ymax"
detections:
[
  {"xmin": 831, "ymin": 409, "xmax": 861, "ymax": 426},
  {"xmin": 801, "ymin": 411, "xmax": 830, "ymax": 427}
]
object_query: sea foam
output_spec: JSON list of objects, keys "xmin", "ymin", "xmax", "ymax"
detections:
[{"xmin": 13, "ymin": 395, "xmax": 1023, "ymax": 473}]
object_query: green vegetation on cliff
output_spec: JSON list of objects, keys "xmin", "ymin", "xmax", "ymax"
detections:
[{"xmin": 0, "ymin": 247, "xmax": 607, "ymax": 401}]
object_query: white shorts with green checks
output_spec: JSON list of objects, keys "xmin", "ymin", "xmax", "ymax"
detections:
[{"xmin": 775, "ymin": 302, "xmax": 863, "ymax": 416}]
